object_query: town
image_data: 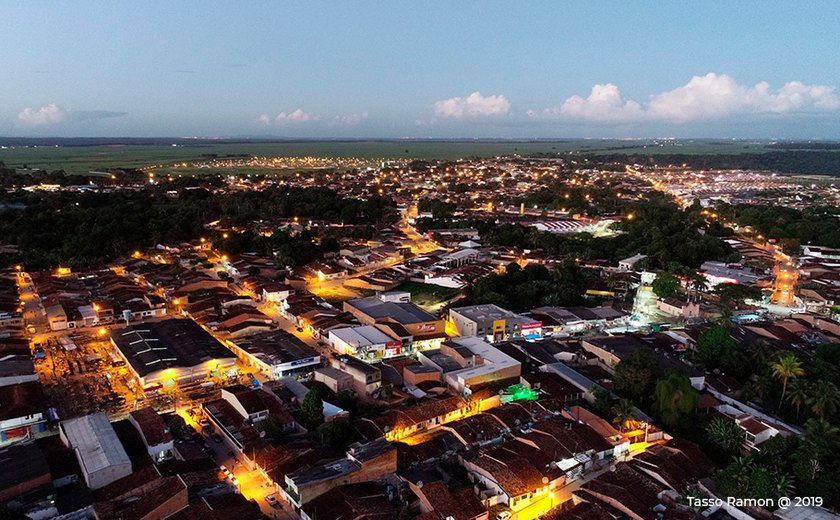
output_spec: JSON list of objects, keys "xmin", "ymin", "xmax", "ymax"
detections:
[{"xmin": 1, "ymin": 150, "xmax": 839, "ymax": 520}]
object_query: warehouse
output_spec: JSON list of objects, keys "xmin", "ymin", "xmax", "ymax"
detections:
[
  {"xmin": 110, "ymin": 319, "xmax": 237, "ymax": 391},
  {"xmin": 59, "ymin": 413, "xmax": 132, "ymax": 490}
]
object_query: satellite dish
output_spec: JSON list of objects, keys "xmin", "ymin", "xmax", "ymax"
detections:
[{"xmin": 609, "ymin": 465, "xmax": 616, "ymax": 472}]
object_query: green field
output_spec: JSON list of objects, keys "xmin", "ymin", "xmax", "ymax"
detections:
[
  {"xmin": 0, "ymin": 139, "xmax": 781, "ymax": 174},
  {"xmin": 394, "ymin": 281, "xmax": 460, "ymax": 309}
]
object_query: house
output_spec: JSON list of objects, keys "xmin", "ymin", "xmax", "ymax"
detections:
[
  {"xmin": 0, "ymin": 442, "xmax": 52, "ymax": 502},
  {"xmin": 128, "ymin": 407, "xmax": 174, "ymax": 462},
  {"xmin": 331, "ymin": 356, "xmax": 382, "ymax": 395},
  {"xmin": 284, "ymin": 439, "xmax": 397, "ymax": 509},
  {"xmin": 0, "ymin": 381, "xmax": 48, "ymax": 445},
  {"xmin": 409, "ymin": 479, "xmax": 488, "ymax": 520},
  {"xmin": 313, "ymin": 366, "xmax": 355, "ymax": 394},
  {"xmin": 299, "ymin": 481, "xmax": 398, "ymax": 520}
]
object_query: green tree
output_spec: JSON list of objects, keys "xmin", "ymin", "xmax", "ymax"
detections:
[
  {"xmin": 652, "ymin": 271, "xmax": 680, "ymax": 298},
  {"xmin": 653, "ymin": 373, "xmax": 699, "ymax": 428},
  {"xmin": 300, "ymin": 388, "xmax": 325, "ymax": 430},
  {"xmin": 613, "ymin": 349, "xmax": 656, "ymax": 398},
  {"xmin": 771, "ymin": 354, "xmax": 805, "ymax": 411},
  {"xmin": 705, "ymin": 417, "xmax": 745, "ymax": 454},
  {"xmin": 786, "ymin": 378, "xmax": 810, "ymax": 421},
  {"xmin": 611, "ymin": 398, "xmax": 637, "ymax": 433},
  {"xmin": 695, "ymin": 325, "xmax": 737, "ymax": 369},
  {"xmin": 807, "ymin": 381, "xmax": 840, "ymax": 419}
]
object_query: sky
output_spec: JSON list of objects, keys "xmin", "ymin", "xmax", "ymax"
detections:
[{"xmin": 2, "ymin": 1, "xmax": 840, "ymax": 139}]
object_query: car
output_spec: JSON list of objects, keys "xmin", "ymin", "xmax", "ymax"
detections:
[
  {"xmin": 493, "ymin": 512, "xmax": 512, "ymax": 520},
  {"xmin": 230, "ymin": 475, "xmax": 239, "ymax": 486},
  {"xmin": 266, "ymin": 494, "xmax": 279, "ymax": 507},
  {"xmin": 295, "ymin": 326, "xmax": 304, "ymax": 333},
  {"xmin": 219, "ymin": 465, "xmax": 230, "ymax": 476},
  {"xmin": 210, "ymin": 433, "xmax": 223, "ymax": 443}
]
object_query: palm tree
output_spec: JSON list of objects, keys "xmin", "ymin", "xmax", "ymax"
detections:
[
  {"xmin": 611, "ymin": 398, "xmax": 637, "ymax": 432},
  {"xmin": 771, "ymin": 353, "xmax": 805, "ymax": 411},
  {"xmin": 785, "ymin": 378, "xmax": 810, "ymax": 421},
  {"xmin": 705, "ymin": 417, "xmax": 745, "ymax": 453},
  {"xmin": 807, "ymin": 381, "xmax": 840, "ymax": 419},
  {"xmin": 804, "ymin": 417, "xmax": 840, "ymax": 455},
  {"xmin": 774, "ymin": 474, "xmax": 795, "ymax": 498}
]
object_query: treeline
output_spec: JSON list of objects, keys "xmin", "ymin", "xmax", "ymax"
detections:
[
  {"xmin": 478, "ymin": 202, "xmax": 737, "ymax": 269},
  {"xmin": 718, "ymin": 203, "xmax": 840, "ymax": 250},
  {"xmin": 589, "ymin": 151, "xmax": 840, "ymax": 176},
  {"xmin": 0, "ymin": 185, "xmax": 396, "ymax": 269},
  {"xmin": 457, "ymin": 260, "xmax": 594, "ymax": 312}
]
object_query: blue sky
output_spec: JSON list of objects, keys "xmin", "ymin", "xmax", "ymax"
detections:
[{"xmin": 2, "ymin": 1, "xmax": 840, "ymax": 138}]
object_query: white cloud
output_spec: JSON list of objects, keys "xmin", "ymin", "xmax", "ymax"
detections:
[
  {"xmin": 332, "ymin": 112, "xmax": 368, "ymax": 125},
  {"xmin": 433, "ymin": 91, "xmax": 511, "ymax": 119},
  {"xmin": 275, "ymin": 109, "xmax": 318, "ymax": 124},
  {"xmin": 257, "ymin": 109, "xmax": 320, "ymax": 126},
  {"xmin": 547, "ymin": 83, "xmax": 643, "ymax": 122},
  {"xmin": 536, "ymin": 73, "xmax": 839, "ymax": 123},
  {"xmin": 18, "ymin": 103, "xmax": 67, "ymax": 125}
]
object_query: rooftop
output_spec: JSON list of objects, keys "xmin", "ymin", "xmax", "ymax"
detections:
[
  {"xmin": 60, "ymin": 413, "xmax": 131, "ymax": 477},
  {"xmin": 111, "ymin": 319, "xmax": 234, "ymax": 377},
  {"xmin": 346, "ymin": 295, "xmax": 438, "ymax": 325}
]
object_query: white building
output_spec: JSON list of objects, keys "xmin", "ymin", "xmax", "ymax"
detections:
[
  {"xmin": 59, "ymin": 413, "xmax": 132, "ymax": 490},
  {"xmin": 328, "ymin": 325, "xmax": 402, "ymax": 362}
]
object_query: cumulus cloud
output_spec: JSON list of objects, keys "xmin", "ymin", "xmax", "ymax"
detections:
[
  {"xmin": 433, "ymin": 92, "xmax": 511, "ymax": 119},
  {"xmin": 258, "ymin": 109, "xmax": 320, "ymax": 125},
  {"xmin": 332, "ymin": 112, "xmax": 369, "ymax": 125},
  {"xmin": 534, "ymin": 73, "xmax": 839, "ymax": 123},
  {"xmin": 18, "ymin": 103, "xmax": 67, "ymax": 125},
  {"xmin": 17, "ymin": 103, "xmax": 125, "ymax": 125},
  {"xmin": 276, "ymin": 109, "xmax": 318, "ymax": 124}
]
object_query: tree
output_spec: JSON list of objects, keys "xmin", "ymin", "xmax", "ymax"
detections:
[
  {"xmin": 653, "ymin": 373, "xmax": 699, "ymax": 428},
  {"xmin": 785, "ymin": 378, "xmax": 810, "ymax": 421},
  {"xmin": 652, "ymin": 272, "xmax": 680, "ymax": 298},
  {"xmin": 715, "ymin": 283, "xmax": 762, "ymax": 308},
  {"xmin": 695, "ymin": 325, "xmax": 737, "ymax": 369},
  {"xmin": 315, "ymin": 419, "xmax": 356, "ymax": 446},
  {"xmin": 706, "ymin": 417, "xmax": 745, "ymax": 454},
  {"xmin": 300, "ymin": 388, "xmax": 325, "ymax": 430},
  {"xmin": 613, "ymin": 349, "xmax": 655, "ymax": 398},
  {"xmin": 611, "ymin": 398, "xmax": 637, "ymax": 432},
  {"xmin": 771, "ymin": 354, "xmax": 805, "ymax": 411},
  {"xmin": 807, "ymin": 381, "xmax": 840, "ymax": 419}
]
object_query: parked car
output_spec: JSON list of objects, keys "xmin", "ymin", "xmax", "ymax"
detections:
[
  {"xmin": 210, "ymin": 432, "xmax": 223, "ymax": 443},
  {"xmin": 266, "ymin": 494, "xmax": 279, "ymax": 507}
]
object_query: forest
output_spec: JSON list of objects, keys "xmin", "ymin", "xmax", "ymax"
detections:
[{"xmin": 0, "ymin": 182, "xmax": 396, "ymax": 269}]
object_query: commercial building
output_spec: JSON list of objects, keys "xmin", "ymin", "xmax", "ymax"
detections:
[
  {"xmin": 328, "ymin": 325, "xmax": 402, "ymax": 362},
  {"xmin": 442, "ymin": 337, "xmax": 522, "ymax": 394},
  {"xmin": 343, "ymin": 293, "xmax": 446, "ymax": 350},
  {"xmin": 447, "ymin": 304, "xmax": 542, "ymax": 342},
  {"xmin": 110, "ymin": 319, "xmax": 237, "ymax": 391},
  {"xmin": 227, "ymin": 330, "xmax": 321, "ymax": 380},
  {"xmin": 59, "ymin": 413, "xmax": 132, "ymax": 490}
]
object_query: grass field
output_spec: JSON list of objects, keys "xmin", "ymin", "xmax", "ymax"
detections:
[
  {"xmin": 0, "ymin": 139, "xmax": 781, "ymax": 174},
  {"xmin": 394, "ymin": 281, "xmax": 460, "ymax": 310}
]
